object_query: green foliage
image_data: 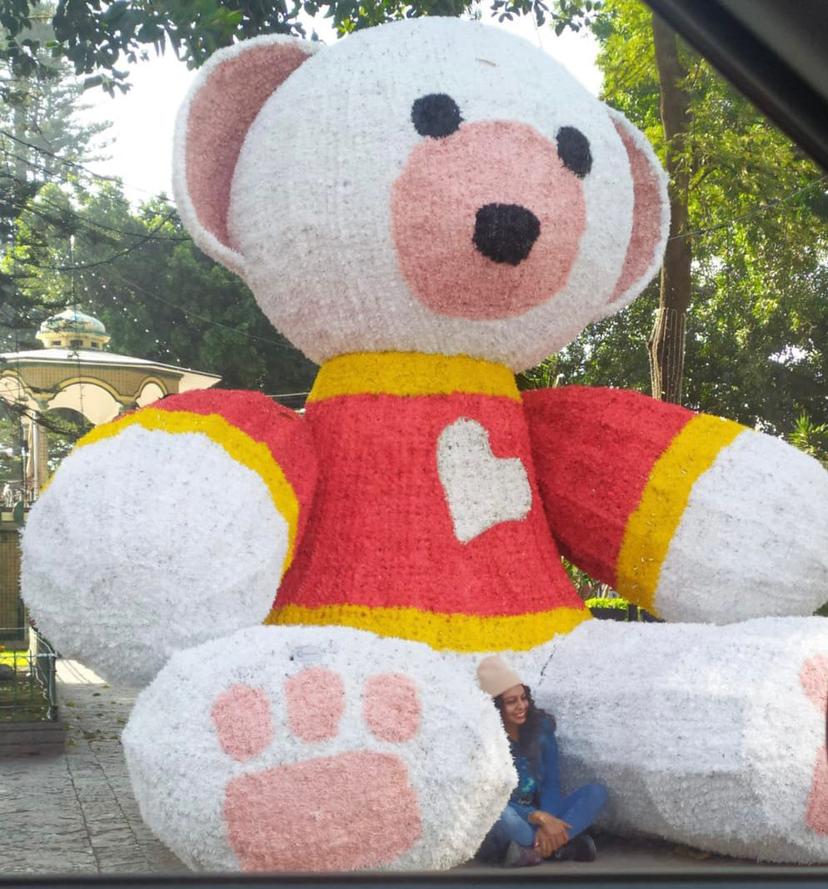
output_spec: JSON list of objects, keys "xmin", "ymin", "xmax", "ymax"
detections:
[
  {"xmin": 523, "ymin": 0, "xmax": 828, "ymax": 438},
  {"xmin": 788, "ymin": 413, "xmax": 828, "ymax": 464},
  {"xmin": 610, "ymin": 1, "xmax": 827, "ymax": 432},
  {"xmin": 516, "ymin": 355, "xmax": 560, "ymax": 390},
  {"xmin": 1, "ymin": 12, "xmax": 315, "ymax": 490},
  {"xmin": 0, "ymin": 403, "xmax": 22, "ymax": 486},
  {"xmin": 1, "ymin": 0, "xmax": 610, "ymax": 91},
  {"xmin": 1, "ymin": 0, "xmax": 402, "ymax": 89},
  {"xmin": 1, "ymin": 3, "xmax": 110, "ymax": 345},
  {"xmin": 0, "ymin": 650, "xmax": 51, "ymax": 722},
  {"xmin": 3, "ymin": 0, "xmax": 300, "ymax": 93},
  {"xmin": 548, "ymin": 0, "xmax": 607, "ymax": 35},
  {"xmin": 5, "ymin": 183, "xmax": 318, "ymax": 396},
  {"xmin": 5, "ymin": 0, "xmax": 828, "ymax": 444},
  {"xmin": 41, "ymin": 408, "xmax": 91, "ymax": 469},
  {"xmin": 560, "ymin": 557, "xmax": 602, "ymax": 596},
  {"xmin": 0, "ymin": 0, "xmax": 42, "ymax": 79}
]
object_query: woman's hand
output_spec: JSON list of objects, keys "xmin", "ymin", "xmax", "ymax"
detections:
[{"xmin": 528, "ymin": 811, "xmax": 571, "ymax": 857}]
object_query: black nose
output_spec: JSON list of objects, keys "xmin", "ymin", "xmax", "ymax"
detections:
[{"xmin": 473, "ymin": 203, "xmax": 541, "ymax": 266}]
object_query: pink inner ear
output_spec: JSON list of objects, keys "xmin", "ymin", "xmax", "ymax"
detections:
[
  {"xmin": 609, "ymin": 119, "xmax": 665, "ymax": 302},
  {"xmin": 185, "ymin": 42, "xmax": 311, "ymax": 251}
]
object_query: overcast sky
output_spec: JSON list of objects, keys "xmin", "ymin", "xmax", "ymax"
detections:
[{"xmin": 78, "ymin": 14, "xmax": 600, "ymax": 206}]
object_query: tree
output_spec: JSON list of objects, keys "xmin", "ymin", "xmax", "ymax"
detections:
[
  {"xmin": 1, "ymin": 3, "xmax": 109, "ymax": 351},
  {"xmin": 0, "ymin": 9, "xmax": 314, "ymax": 480},
  {"xmin": 1, "ymin": 4, "xmax": 108, "ymax": 206},
  {"xmin": 1, "ymin": 178, "xmax": 317, "ymax": 480},
  {"xmin": 2, "ymin": 3, "xmax": 316, "ymax": 415},
  {"xmin": 649, "ymin": 13, "xmax": 690, "ymax": 403},
  {"xmin": 1, "ymin": 0, "xmax": 481, "ymax": 94},
  {"xmin": 548, "ymin": 0, "xmax": 828, "ymax": 435},
  {"xmin": 6, "ymin": 0, "xmax": 827, "ymax": 436},
  {"xmin": 0, "ymin": 0, "xmax": 610, "ymax": 93},
  {"xmin": 789, "ymin": 413, "xmax": 828, "ymax": 464},
  {"xmin": 4, "ymin": 183, "xmax": 317, "ymax": 398}
]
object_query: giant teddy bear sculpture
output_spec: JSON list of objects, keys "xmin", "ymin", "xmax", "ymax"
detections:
[{"xmin": 21, "ymin": 17, "xmax": 828, "ymax": 871}]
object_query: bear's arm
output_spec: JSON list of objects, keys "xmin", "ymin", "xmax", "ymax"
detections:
[
  {"xmin": 21, "ymin": 389, "xmax": 318, "ymax": 685},
  {"xmin": 523, "ymin": 385, "xmax": 828, "ymax": 622}
]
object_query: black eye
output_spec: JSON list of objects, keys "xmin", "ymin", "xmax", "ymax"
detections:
[
  {"xmin": 556, "ymin": 126, "xmax": 592, "ymax": 177},
  {"xmin": 411, "ymin": 94, "xmax": 463, "ymax": 139}
]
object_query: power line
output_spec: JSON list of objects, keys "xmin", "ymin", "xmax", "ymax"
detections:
[
  {"xmin": 109, "ymin": 268, "xmax": 302, "ymax": 352},
  {"xmin": 2, "ymin": 191, "xmax": 305, "ymax": 355},
  {"xmin": 0, "ymin": 127, "xmax": 175, "ymax": 203},
  {"xmin": 7, "ymin": 212, "xmax": 178, "ymax": 273},
  {"xmin": 6, "ymin": 89, "xmax": 827, "ymax": 252},
  {"xmin": 2, "ymin": 182, "xmax": 190, "ymax": 243},
  {"xmin": 0, "ymin": 143, "xmax": 89, "ymax": 182},
  {"xmin": 6, "ymin": 254, "xmax": 303, "ymax": 354},
  {"xmin": 1, "ymin": 127, "xmax": 123, "ymax": 185}
]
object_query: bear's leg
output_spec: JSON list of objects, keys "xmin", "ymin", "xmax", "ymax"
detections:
[
  {"xmin": 531, "ymin": 617, "xmax": 828, "ymax": 863},
  {"xmin": 123, "ymin": 625, "xmax": 515, "ymax": 872}
]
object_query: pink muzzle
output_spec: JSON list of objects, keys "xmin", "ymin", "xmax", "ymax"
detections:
[{"xmin": 391, "ymin": 120, "xmax": 587, "ymax": 320}]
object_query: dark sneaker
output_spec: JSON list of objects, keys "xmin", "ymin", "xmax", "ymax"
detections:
[
  {"xmin": 554, "ymin": 834, "xmax": 597, "ymax": 862},
  {"xmin": 504, "ymin": 841, "xmax": 543, "ymax": 868}
]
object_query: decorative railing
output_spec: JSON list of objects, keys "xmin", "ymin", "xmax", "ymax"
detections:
[{"xmin": 0, "ymin": 627, "xmax": 58, "ymax": 723}]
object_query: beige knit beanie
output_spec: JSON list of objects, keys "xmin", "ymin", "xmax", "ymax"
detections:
[{"xmin": 476, "ymin": 655, "xmax": 524, "ymax": 698}]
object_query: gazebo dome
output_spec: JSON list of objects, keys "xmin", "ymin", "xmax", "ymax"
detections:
[
  {"xmin": 1, "ymin": 311, "xmax": 221, "ymax": 502},
  {"xmin": 36, "ymin": 308, "xmax": 111, "ymax": 351}
]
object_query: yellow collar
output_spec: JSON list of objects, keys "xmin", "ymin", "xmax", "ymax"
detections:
[{"xmin": 308, "ymin": 352, "xmax": 520, "ymax": 402}]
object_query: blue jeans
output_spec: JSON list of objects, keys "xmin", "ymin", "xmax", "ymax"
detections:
[{"xmin": 476, "ymin": 783, "xmax": 607, "ymax": 863}]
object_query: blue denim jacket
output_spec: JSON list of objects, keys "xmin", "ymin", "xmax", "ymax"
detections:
[{"xmin": 508, "ymin": 717, "xmax": 562, "ymax": 819}]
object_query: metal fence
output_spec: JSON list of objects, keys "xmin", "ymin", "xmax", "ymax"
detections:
[{"xmin": 0, "ymin": 627, "xmax": 58, "ymax": 722}]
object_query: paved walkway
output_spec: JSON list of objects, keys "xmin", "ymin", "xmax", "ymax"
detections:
[
  {"xmin": 1, "ymin": 659, "xmax": 187, "ymax": 876},
  {"xmin": 0, "ymin": 660, "xmax": 821, "ymax": 878}
]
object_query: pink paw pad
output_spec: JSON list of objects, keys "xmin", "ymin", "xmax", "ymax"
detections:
[
  {"xmin": 212, "ymin": 684, "xmax": 273, "ymax": 762},
  {"xmin": 800, "ymin": 655, "xmax": 828, "ymax": 834},
  {"xmin": 363, "ymin": 673, "xmax": 421, "ymax": 742},
  {"xmin": 218, "ymin": 668, "xmax": 424, "ymax": 871},
  {"xmin": 285, "ymin": 667, "xmax": 344, "ymax": 742}
]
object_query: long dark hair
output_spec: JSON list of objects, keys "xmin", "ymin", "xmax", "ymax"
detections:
[{"xmin": 494, "ymin": 684, "xmax": 555, "ymax": 767}]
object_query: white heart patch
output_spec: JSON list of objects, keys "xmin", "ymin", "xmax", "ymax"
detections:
[{"xmin": 436, "ymin": 418, "xmax": 532, "ymax": 543}]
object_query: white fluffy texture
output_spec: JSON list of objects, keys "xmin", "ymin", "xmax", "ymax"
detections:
[
  {"xmin": 21, "ymin": 427, "xmax": 287, "ymax": 686},
  {"xmin": 172, "ymin": 33, "xmax": 321, "ymax": 278},
  {"xmin": 436, "ymin": 418, "xmax": 531, "ymax": 543},
  {"xmin": 656, "ymin": 430, "xmax": 828, "ymax": 622},
  {"xmin": 536, "ymin": 618, "xmax": 828, "ymax": 863},
  {"xmin": 123, "ymin": 625, "xmax": 514, "ymax": 871},
  {"xmin": 218, "ymin": 18, "xmax": 642, "ymax": 371}
]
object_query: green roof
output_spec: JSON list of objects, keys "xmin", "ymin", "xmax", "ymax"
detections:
[{"xmin": 39, "ymin": 308, "xmax": 107, "ymax": 336}]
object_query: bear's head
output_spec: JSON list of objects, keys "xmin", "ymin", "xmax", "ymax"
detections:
[{"xmin": 174, "ymin": 17, "xmax": 668, "ymax": 371}]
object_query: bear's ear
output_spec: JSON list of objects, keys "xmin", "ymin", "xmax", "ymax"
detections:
[
  {"xmin": 600, "ymin": 108, "xmax": 670, "ymax": 313},
  {"xmin": 173, "ymin": 35, "xmax": 320, "ymax": 276}
]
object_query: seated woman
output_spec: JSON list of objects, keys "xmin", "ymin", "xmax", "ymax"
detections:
[{"xmin": 475, "ymin": 655, "xmax": 608, "ymax": 867}]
